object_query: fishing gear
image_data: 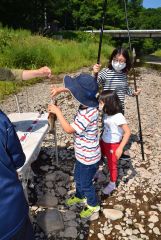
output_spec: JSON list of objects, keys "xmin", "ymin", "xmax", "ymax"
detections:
[
  {"xmin": 48, "ymin": 99, "xmax": 57, "ymax": 133},
  {"xmin": 96, "ymin": 0, "xmax": 107, "ymax": 79},
  {"xmin": 123, "ymin": 0, "xmax": 145, "ymax": 160},
  {"xmin": 48, "ymin": 98, "xmax": 59, "ymax": 165}
]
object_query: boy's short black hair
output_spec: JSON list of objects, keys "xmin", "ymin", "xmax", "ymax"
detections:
[
  {"xmin": 99, "ymin": 90, "xmax": 123, "ymax": 115},
  {"xmin": 108, "ymin": 47, "xmax": 131, "ymax": 72}
]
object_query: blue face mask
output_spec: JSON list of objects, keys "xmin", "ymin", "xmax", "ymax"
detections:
[{"xmin": 112, "ymin": 60, "xmax": 126, "ymax": 72}]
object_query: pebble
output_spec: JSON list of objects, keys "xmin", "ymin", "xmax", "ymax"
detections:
[
  {"xmin": 153, "ymin": 227, "xmax": 161, "ymax": 235},
  {"xmin": 103, "ymin": 209, "xmax": 123, "ymax": 220},
  {"xmin": 148, "ymin": 215, "xmax": 159, "ymax": 223},
  {"xmin": 97, "ymin": 233, "xmax": 106, "ymax": 240}
]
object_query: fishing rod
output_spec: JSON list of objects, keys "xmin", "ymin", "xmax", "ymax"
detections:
[
  {"xmin": 97, "ymin": 0, "xmax": 107, "ymax": 68},
  {"xmin": 123, "ymin": 0, "xmax": 145, "ymax": 160}
]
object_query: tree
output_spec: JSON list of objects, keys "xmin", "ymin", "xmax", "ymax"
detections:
[{"xmin": 0, "ymin": 0, "xmax": 161, "ymax": 32}]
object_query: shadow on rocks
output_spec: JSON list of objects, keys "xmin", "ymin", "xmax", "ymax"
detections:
[{"xmin": 27, "ymin": 145, "xmax": 91, "ymax": 240}]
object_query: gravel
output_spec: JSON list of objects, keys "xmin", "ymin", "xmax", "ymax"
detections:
[{"xmin": 1, "ymin": 67, "xmax": 161, "ymax": 240}]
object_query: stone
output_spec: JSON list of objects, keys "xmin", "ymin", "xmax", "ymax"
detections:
[
  {"xmin": 103, "ymin": 209, "xmax": 123, "ymax": 220},
  {"xmin": 79, "ymin": 234, "xmax": 84, "ymax": 239},
  {"xmin": 153, "ymin": 227, "xmax": 161, "ymax": 235},
  {"xmin": 45, "ymin": 173, "xmax": 55, "ymax": 181},
  {"xmin": 66, "ymin": 220, "xmax": 78, "ymax": 227},
  {"xmin": 156, "ymin": 204, "xmax": 161, "ymax": 212},
  {"xmin": 60, "ymin": 226, "xmax": 77, "ymax": 238},
  {"xmin": 40, "ymin": 165, "xmax": 49, "ymax": 171},
  {"xmin": 138, "ymin": 211, "xmax": 145, "ymax": 216},
  {"xmin": 115, "ymin": 225, "xmax": 122, "ymax": 231},
  {"xmin": 37, "ymin": 209, "xmax": 64, "ymax": 234},
  {"xmin": 139, "ymin": 226, "xmax": 146, "ymax": 234},
  {"xmin": 125, "ymin": 228, "xmax": 133, "ymax": 236},
  {"xmin": 117, "ymin": 196, "xmax": 123, "ymax": 201},
  {"xmin": 148, "ymin": 223, "xmax": 154, "ymax": 229},
  {"xmin": 37, "ymin": 194, "xmax": 58, "ymax": 207},
  {"xmin": 97, "ymin": 233, "xmax": 106, "ymax": 240},
  {"xmin": 57, "ymin": 186, "xmax": 67, "ymax": 196},
  {"xmin": 89, "ymin": 211, "xmax": 99, "ymax": 221},
  {"xmin": 104, "ymin": 228, "xmax": 112, "ymax": 235},
  {"xmin": 143, "ymin": 195, "xmax": 148, "ymax": 202},
  {"xmin": 129, "ymin": 236, "xmax": 139, "ymax": 240},
  {"xmin": 113, "ymin": 204, "xmax": 125, "ymax": 212},
  {"xmin": 63, "ymin": 210, "xmax": 76, "ymax": 221},
  {"xmin": 148, "ymin": 215, "xmax": 159, "ymax": 223},
  {"xmin": 45, "ymin": 181, "xmax": 54, "ymax": 188}
]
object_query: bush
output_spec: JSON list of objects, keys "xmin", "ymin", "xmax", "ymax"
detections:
[
  {"xmin": 153, "ymin": 49, "xmax": 161, "ymax": 57},
  {"xmin": 142, "ymin": 39, "xmax": 155, "ymax": 54}
]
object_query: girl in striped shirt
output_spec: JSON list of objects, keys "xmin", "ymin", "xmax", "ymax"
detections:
[{"xmin": 93, "ymin": 47, "xmax": 141, "ymax": 112}]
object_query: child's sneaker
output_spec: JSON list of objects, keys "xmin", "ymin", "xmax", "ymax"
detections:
[
  {"xmin": 80, "ymin": 204, "xmax": 100, "ymax": 218},
  {"xmin": 66, "ymin": 196, "xmax": 86, "ymax": 206},
  {"xmin": 102, "ymin": 182, "xmax": 116, "ymax": 195}
]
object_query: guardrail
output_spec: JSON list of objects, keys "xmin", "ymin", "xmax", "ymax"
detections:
[{"xmin": 85, "ymin": 29, "xmax": 161, "ymax": 38}]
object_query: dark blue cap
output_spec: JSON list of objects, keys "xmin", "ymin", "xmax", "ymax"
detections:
[{"xmin": 64, "ymin": 74, "xmax": 98, "ymax": 107}]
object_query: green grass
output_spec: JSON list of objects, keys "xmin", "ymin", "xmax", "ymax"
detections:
[
  {"xmin": 0, "ymin": 28, "xmax": 113, "ymax": 73},
  {"xmin": 153, "ymin": 49, "xmax": 161, "ymax": 57},
  {"xmin": 0, "ymin": 28, "xmax": 113, "ymax": 99}
]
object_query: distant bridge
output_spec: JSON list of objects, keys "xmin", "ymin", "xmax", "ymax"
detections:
[{"xmin": 85, "ymin": 30, "xmax": 161, "ymax": 38}]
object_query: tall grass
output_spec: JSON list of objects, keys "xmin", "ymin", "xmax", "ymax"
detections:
[
  {"xmin": 0, "ymin": 28, "xmax": 113, "ymax": 99},
  {"xmin": 153, "ymin": 49, "xmax": 161, "ymax": 57}
]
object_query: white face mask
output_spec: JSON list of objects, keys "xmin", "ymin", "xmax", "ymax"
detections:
[{"xmin": 112, "ymin": 60, "xmax": 126, "ymax": 72}]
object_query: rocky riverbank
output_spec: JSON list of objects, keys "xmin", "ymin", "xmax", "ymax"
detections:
[{"xmin": 1, "ymin": 67, "xmax": 161, "ymax": 240}]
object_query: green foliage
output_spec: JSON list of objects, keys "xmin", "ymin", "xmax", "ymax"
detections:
[
  {"xmin": 142, "ymin": 39, "xmax": 155, "ymax": 54},
  {"xmin": 153, "ymin": 49, "xmax": 161, "ymax": 57},
  {"xmin": 0, "ymin": 81, "xmax": 18, "ymax": 99},
  {"xmin": 0, "ymin": 0, "xmax": 161, "ymax": 39},
  {"xmin": 0, "ymin": 30, "xmax": 12, "ymax": 52},
  {"xmin": 0, "ymin": 0, "xmax": 154, "ymax": 32},
  {"xmin": 137, "ymin": 8, "xmax": 161, "ymax": 29},
  {"xmin": 53, "ymin": 31, "xmax": 98, "ymax": 43}
]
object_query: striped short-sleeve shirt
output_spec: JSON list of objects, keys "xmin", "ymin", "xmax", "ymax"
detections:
[
  {"xmin": 71, "ymin": 107, "xmax": 101, "ymax": 165},
  {"xmin": 98, "ymin": 68, "xmax": 134, "ymax": 109}
]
